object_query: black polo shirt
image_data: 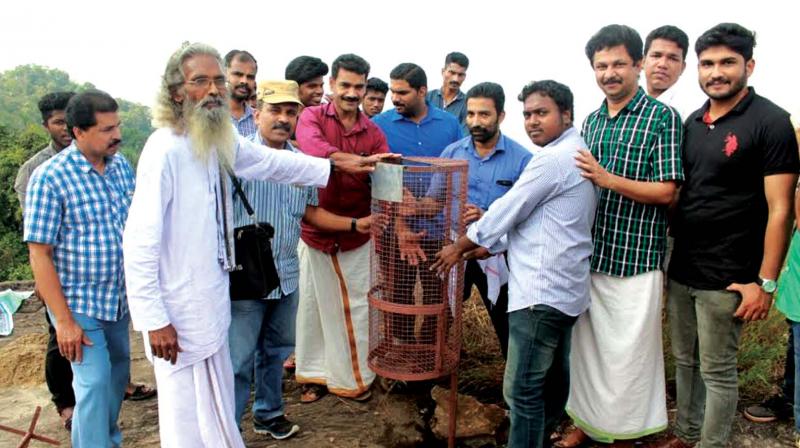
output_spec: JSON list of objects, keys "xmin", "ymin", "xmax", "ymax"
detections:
[{"xmin": 669, "ymin": 88, "xmax": 799, "ymax": 290}]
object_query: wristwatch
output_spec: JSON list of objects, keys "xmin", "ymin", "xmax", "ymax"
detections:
[{"xmin": 757, "ymin": 277, "xmax": 778, "ymax": 294}]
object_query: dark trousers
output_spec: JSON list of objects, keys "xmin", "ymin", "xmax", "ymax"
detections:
[
  {"xmin": 45, "ymin": 312, "xmax": 75, "ymax": 411},
  {"xmin": 504, "ymin": 305, "xmax": 577, "ymax": 448},
  {"xmin": 464, "ymin": 259, "xmax": 509, "ymax": 358}
]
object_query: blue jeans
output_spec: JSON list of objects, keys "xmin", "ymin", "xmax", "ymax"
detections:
[
  {"xmin": 51, "ymin": 311, "xmax": 130, "ymax": 448},
  {"xmin": 229, "ymin": 290, "xmax": 298, "ymax": 425},
  {"xmin": 791, "ymin": 321, "xmax": 800, "ymax": 432},
  {"xmin": 504, "ymin": 305, "xmax": 577, "ymax": 448}
]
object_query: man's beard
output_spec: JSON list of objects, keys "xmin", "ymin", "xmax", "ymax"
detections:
[{"xmin": 184, "ymin": 96, "xmax": 235, "ymax": 169}]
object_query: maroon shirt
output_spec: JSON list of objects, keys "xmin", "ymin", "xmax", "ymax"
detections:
[{"xmin": 296, "ymin": 102, "xmax": 389, "ymax": 253}]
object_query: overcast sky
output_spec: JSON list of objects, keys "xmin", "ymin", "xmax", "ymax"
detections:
[{"xmin": 2, "ymin": 0, "xmax": 797, "ymax": 147}]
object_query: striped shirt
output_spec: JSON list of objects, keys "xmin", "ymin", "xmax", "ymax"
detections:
[
  {"xmin": 231, "ymin": 105, "xmax": 257, "ymax": 137},
  {"xmin": 582, "ymin": 87, "xmax": 684, "ymax": 277},
  {"xmin": 466, "ymin": 128, "xmax": 597, "ymax": 315},
  {"xmin": 234, "ymin": 133, "xmax": 318, "ymax": 299},
  {"xmin": 23, "ymin": 144, "xmax": 135, "ymax": 321}
]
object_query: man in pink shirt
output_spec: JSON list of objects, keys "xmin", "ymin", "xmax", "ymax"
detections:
[{"xmin": 294, "ymin": 53, "xmax": 393, "ymax": 403}]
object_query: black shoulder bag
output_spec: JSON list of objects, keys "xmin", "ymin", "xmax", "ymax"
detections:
[{"xmin": 228, "ymin": 175, "xmax": 281, "ymax": 301}]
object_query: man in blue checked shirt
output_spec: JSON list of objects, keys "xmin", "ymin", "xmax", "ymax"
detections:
[
  {"xmin": 225, "ymin": 49, "xmax": 258, "ymax": 137},
  {"xmin": 229, "ymin": 80, "xmax": 377, "ymax": 440},
  {"xmin": 24, "ymin": 90, "xmax": 135, "ymax": 448}
]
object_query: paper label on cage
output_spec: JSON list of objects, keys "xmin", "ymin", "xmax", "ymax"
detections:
[{"xmin": 371, "ymin": 162, "xmax": 404, "ymax": 202}]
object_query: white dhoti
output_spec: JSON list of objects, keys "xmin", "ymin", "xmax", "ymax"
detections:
[
  {"xmin": 152, "ymin": 342, "xmax": 245, "ymax": 448},
  {"xmin": 295, "ymin": 240, "xmax": 374, "ymax": 397},
  {"xmin": 566, "ymin": 270, "xmax": 667, "ymax": 442}
]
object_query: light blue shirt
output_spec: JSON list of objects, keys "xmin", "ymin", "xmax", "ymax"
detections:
[
  {"xmin": 466, "ymin": 127, "xmax": 597, "ymax": 315},
  {"xmin": 231, "ymin": 105, "xmax": 257, "ymax": 137},
  {"xmin": 24, "ymin": 144, "xmax": 135, "ymax": 321},
  {"xmin": 439, "ymin": 134, "xmax": 533, "ymax": 211},
  {"xmin": 234, "ymin": 134, "xmax": 318, "ymax": 299}
]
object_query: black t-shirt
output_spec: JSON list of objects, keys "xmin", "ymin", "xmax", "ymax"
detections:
[{"xmin": 669, "ymin": 88, "xmax": 799, "ymax": 289}]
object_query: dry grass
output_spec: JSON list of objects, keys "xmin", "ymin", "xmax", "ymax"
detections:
[{"xmin": 459, "ymin": 287, "xmax": 789, "ymax": 404}]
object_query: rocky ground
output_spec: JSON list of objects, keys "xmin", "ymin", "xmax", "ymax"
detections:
[{"xmin": 0, "ymin": 286, "xmax": 795, "ymax": 447}]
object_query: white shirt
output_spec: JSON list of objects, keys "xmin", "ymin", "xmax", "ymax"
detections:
[
  {"xmin": 466, "ymin": 128, "xmax": 597, "ymax": 315},
  {"xmin": 123, "ymin": 128, "xmax": 329, "ymax": 369}
]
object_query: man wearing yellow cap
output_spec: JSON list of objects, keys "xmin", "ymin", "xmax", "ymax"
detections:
[{"xmin": 228, "ymin": 80, "xmax": 375, "ymax": 440}]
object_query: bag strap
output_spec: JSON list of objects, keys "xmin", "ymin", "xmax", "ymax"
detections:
[{"xmin": 224, "ymin": 167, "xmax": 259, "ymax": 227}]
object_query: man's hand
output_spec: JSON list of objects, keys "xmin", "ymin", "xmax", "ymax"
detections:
[
  {"xmin": 431, "ymin": 244, "xmax": 464, "ymax": 275},
  {"xmin": 463, "ymin": 204, "xmax": 483, "ymax": 225},
  {"xmin": 463, "ymin": 246, "xmax": 491, "ymax": 260},
  {"xmin": 398, "ymin": 229, "xmax": 427, "ymax": 266},
  {"xmin": 359, "ymin": 213, "xmax": 389, "ymax": 234},
  {"xmin": 575, "ymin": 149, "xmax": 614, "ymax": 189},
  {"xmin": 56, "ymin": 318, "xmax": 93, "ymax": 363},
  {"xmin": 398, "ymin": 188, "xmax": 418, "ymax": 217},
  {"xmin": 149, "ymin": 324, "xmax": 182, "ymax": 365},
  {"xmin": 729, "ymin": 282, "xmax": 772, "ymax": 322},
  {"xmin": 332, "ymin": 152, "xmax": 401, "ymax": 175}
]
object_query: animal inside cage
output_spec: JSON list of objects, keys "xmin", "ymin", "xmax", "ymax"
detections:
[{"xmin": 368, "ymin": 157, "xmax": 468, "ymax": 381}]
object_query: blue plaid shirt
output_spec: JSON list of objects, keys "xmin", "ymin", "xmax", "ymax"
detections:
[
  {"xmin": 232, "ymin": 105, "xmax": 257, "ymax": 137},
  {"xmin": 23, "ymin": 144, "xmax": 135, "ymax": 321}
]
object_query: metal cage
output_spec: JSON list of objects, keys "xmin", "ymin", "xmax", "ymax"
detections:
[{"xmin": 368, "ymin": 157, "xmax": 468, "ymax": 381}]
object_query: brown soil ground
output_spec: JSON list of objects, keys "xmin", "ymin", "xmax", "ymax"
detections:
[{"xmin": 0, "ymin": 295, "xmax": 795, "ymax": 447}]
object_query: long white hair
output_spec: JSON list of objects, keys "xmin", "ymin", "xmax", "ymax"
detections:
[{"xmin": 153, "ymin": 42, "xmax": 235, "ymax": 167}]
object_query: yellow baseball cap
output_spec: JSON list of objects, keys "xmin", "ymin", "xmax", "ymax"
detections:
[{"xmin": 256, "ymin": 80, "xmax": 303, "ymax": 106}]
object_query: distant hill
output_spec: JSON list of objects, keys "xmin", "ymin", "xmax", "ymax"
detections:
[{"xmin": 0, "ymin": 64, "xmax": 153, "ymax": 165}]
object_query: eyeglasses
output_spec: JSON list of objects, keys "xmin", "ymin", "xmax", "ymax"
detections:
[{"xmin": 184, "ymin": 77, "xmax": 227, "ymax": 89}]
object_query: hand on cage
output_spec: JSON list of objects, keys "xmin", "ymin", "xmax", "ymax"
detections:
[
  {"xmin": 398, "ymin": 188, "xmax": 418, "ymax": 216},
  {"xmin": 398, "ymin": 228, "xmax": 427, "ymax": 266},
  {"xmin": 431, "ymin": 244, "xmax": 462, "ymax": 275},
  {"xmin": 358, "ymin": 213, "xmax": 388, "ymax": 233},
  {"xmin": 332, "ymin": 152, "xmax": 401, "ymax": 175},
  {"xmin": 463, "ymin": 204, "xmax": 483, "ymax": 224}
]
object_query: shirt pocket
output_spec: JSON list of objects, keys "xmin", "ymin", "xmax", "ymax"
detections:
[
  {"xmin": 611, "ymin": 129, "xmax": 658, "ymax": 181},
  {"xmin": 63, "ymin": 199, "xmax": 120, "ymax": 282}
]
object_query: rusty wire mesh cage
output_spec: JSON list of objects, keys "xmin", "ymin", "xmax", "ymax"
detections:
[{"xmin": 368, "ymin": 157, "xmax": 468, "ymax": 381}]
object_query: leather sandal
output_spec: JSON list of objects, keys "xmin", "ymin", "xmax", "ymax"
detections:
[{"xmin": 300, "ymin": 384, "xmax": 328, "ymax": 403}]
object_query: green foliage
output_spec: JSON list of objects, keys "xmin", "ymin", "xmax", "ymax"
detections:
[
  {"xmin": 0, "ymin": 65, "xmax": 154, "ymax": 282},
  {"xmin": 0, "ymin": 64, "xmax": 153, "ymax": 163}
]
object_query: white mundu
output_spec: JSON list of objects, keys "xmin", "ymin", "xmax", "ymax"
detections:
[
  {"xmin": 123, "ymin": 128, "xmax": 328, "ymax": 447},
  {"xmin": 567, "ymin": 270, "xmax": 667, "ymax": 442}
]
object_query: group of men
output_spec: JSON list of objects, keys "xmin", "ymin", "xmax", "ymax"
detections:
[{"xmin": 14, "ymin": 21, "xmax": 799, "ymax": 448}]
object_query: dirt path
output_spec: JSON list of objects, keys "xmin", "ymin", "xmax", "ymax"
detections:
[{"xmin": 0, "ymin": 302, "xmax": 796, "ymax": 447}]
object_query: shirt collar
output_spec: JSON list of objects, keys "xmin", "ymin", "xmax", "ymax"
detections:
[
  {"xmin": 541, "ymin": 127, "xmax": 578, "ymax": 151},
  {"xmin": 463, "ymin": 133, "xmax": 508, "ymax": 158},
  {"xmin": 67, "ymin": 143, "xmax": 117, "ymax": 174},
  {"xmin": 323, "ymin": 102, "xmax": 369, "ymax": 134},
  {"xmin": 693, "ymin": 87, "xmax": 756, "ymax": 123},
  {"xmin": 255, "ymin": 132, "xmax": 296, "ymax": 152},
  {"xmin": 600, "ymin": 87, "xmax": 647, "ymax": 117},
  {"xmin": 389, "ymin": 101, "xmax": 443, "ymax": 124}
]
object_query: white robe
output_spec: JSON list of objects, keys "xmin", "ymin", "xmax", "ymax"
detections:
[{"xmin": 123, "ymin": 128, "xmax": 329, "ymax": 446}]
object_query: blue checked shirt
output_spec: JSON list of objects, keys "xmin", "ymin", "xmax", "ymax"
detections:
[
  {"xmin": 234, "ymin": 133, "xmax": 319, "ymax": 299},
  {"xmin": 231, "ymin": 105, "xmax": 257, "ymax": 137},
  {"xmin": 23, "ymin": 144, "xmax": 135, "ymax": 321}
]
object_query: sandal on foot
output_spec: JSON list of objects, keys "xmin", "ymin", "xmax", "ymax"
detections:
[
  {"xmin": 300, "ymin": 384, "xmax": 328, "ymax": 403},
  {"xmin": 554, "ymin": 427, "xmax": 588, "ymax": 448},
  {"xmin": 124, "ymin": 383, "xmax": 157, "ymax": 401}
]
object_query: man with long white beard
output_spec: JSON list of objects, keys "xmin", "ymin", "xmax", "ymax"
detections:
[{"xmin": 122, "ymin": 42, "xmax": 393, "ymax": 447}]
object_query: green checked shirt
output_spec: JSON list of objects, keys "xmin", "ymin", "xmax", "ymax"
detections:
[{"xmin": 582, "ymin": 87, "xmax": 684, "ymax": 277}]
